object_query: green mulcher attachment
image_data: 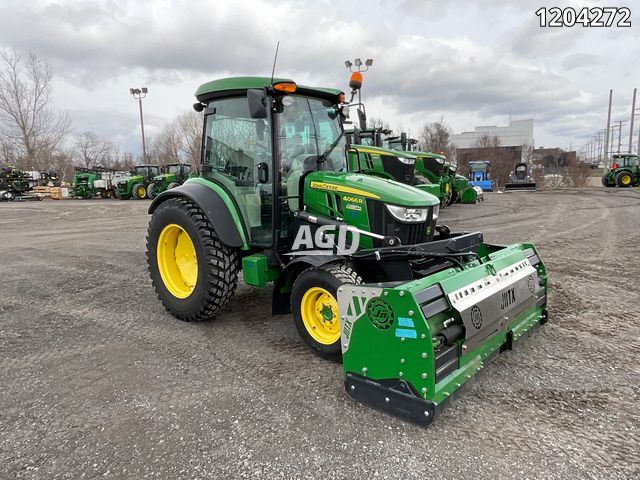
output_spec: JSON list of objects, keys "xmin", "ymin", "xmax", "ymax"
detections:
[{"xmin": 338, "ymin": 234, "xmax": 547, "ymax": 426}]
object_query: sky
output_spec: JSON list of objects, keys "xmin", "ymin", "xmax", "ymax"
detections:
[{"xmin": 0, "ymin": 0, "xmax": 638, "ymax": 157}]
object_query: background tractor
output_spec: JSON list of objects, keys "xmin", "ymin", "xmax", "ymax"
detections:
[
  {"xmin": 601, "ymin": 154, "xmax": 639, "ymax": 187},
  {"xmin": 145, "ymin": 76, "xmax": 548, "ymax": 425},
  {"xmin": 147, "ymin": 163, "xmax": 192, "ymax": 199},
  {"xmin": 115, "ymin": 165, "xmax": 160, "ymax": 199},
  {"xmin": 386, "ymin": 133, "xmax": 480, "ymax": 205}
]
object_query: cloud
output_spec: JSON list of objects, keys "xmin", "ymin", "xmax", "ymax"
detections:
[
  {"xmin": 562, "ymin": 53, "xmax": 601, "ymax": 70},
  {"xmin": 0, "ymin": 0, "xmax": 635, "ymax": 153}
]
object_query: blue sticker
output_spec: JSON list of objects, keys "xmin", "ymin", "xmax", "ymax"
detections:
[
  {"xmin": 397, "ymin": 317, "xmax": 415, "ymax": 328},
  {"xmin": 395, "ymin": 328, "xmax": 417, "ymax": 339}
]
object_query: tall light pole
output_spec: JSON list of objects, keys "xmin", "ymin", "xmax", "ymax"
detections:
[
  {"xmin": 129, "ymin": 87, "xmax": 148, "ymax": 163},
  {"xmin": 629, "ymin": 88, "xmax": 637, "ymax": 153}
]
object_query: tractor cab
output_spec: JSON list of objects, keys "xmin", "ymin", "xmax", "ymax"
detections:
[
  {"xmin": 196, "ymin": 78, "xmax": 353, "ymax": 246},
  {"xmin": 134, "ymin": 165, "xmax": 160, "ymax": 182}
]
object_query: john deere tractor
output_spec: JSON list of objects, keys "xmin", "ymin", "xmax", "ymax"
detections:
[
  {"xmin": 146, "ymin": 77, "xmax": 548, "ymax": 426},
  {"xmin": 147, "ymin": 163, "xmax": 192, "ymax": 200},
  {"xmin": 115, "ymin": 165, "xmax": 160, "ymax": 199},
  {"xmin": 601, "ymin": 154, "xmax": 639, "ymax": 187},
  {"xmin": 343, "ymin": 127, "xmax": 441, "ymax": 200},
  {"xmin": 387, "ymin": 134, "xmax": 479, "ymax": 205}
]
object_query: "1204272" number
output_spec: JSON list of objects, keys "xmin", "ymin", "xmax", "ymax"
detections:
[{"xmin": 535, "ymin": 7, "xmax": 631, "ymax": 27}]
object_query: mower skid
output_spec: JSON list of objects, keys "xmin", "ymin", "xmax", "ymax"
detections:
[{"xmin": 339, "ymin": 243, "xmax": 548, "ymax": 426}]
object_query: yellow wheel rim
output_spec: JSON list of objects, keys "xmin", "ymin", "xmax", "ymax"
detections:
[
  {"xmin": 300, "ymin": 287, "xmax": 340, "ymax": 345},
  {"xmin": 137, "ymin": 186, "xmax": 147, "ymax": 198},
  {"xmin": 157, "ymin": 224, "xmax": 198, "ymax": 298},
  {"xmin": 622, "ymin": 175, "xmax": 631, "ymax": 185},
  {"xmin": 445, "ymin": 183, "xmax": 450, "ymax": 193}
]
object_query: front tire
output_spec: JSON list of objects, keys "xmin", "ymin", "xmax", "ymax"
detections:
[
  {"xmin": 132, "ymin": 183, "xmax": 147, "ymax": 199},
  {"xmin": 147, "ymin": 183, "xmax": 157, "ymax": 200},
  {"xmin": 146, "ymin": 197, "xmax": 240, "ymax": 322},
  {"xmin": 167, "ymin": 182, "xmax": 180, "ymax": 190},
  {"xmin": 291, "ymin": 263, "xmax": 362, "ymax": 360}
]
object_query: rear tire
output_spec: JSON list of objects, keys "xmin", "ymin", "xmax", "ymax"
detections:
[
  {"xmin": 615, "ymin": 171, "xmax": 633, "ymax": 188},
  {"xmin": 291, "ymin": 263, "xmax": 362, "ymax": 360},
  {"xmin": 132, "ymin": 183, "xmax": 147, "ymax": 199},
  {"xmin": 147, "ymin": 197, "xmax": 240, "ymax": 322}
]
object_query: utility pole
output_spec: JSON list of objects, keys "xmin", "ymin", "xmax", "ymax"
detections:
[
  {"xmin": 129, "ymin": 87, "xmax": 149, "ymax": 163},
  {"xmin": 629, "ymin": 88, "xmax": 637, "ymax": 153},
  {"xmin": 604, "ymin": 89, "xmax": 613, "ymax": 166},
  {"xmin": 617, "ymin": 120, "xmax": 623, "ymax": 154}
]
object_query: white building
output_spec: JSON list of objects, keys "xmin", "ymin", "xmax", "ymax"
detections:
[{"xmin": 451, "ymin": 119, "xmax": 534, "ymax": 149}]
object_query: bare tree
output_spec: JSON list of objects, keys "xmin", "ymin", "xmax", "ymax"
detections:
[
  {"xmin": 418, "ymin": 118, "xmax": 452, "ymax": 157},
  {"xmin": 50, "ymin": 147, "xmax": 75, "ymax": 183},
  {"xmin": 367, "ymin": 116, "xmax": 392, "ymax": 132},
  {"xmin": 566, "ymin": 157, "xmax": 591, "ymax": 188},
  {"xmin": 112, "ymin": 151, "xmax": 136, "ymax": 172},
  {"xmin": 73, "ymin": 131, "xmax": 115, "ymax": 168},
  {"xmin": 0, "ymin": 50, "xmax": 71, "ymax": 170},
  {"xmin": 176, "ymin": 111, "xmax": 202, "ymax": 169},
  {"xmin": 150, "ymin": 121, "xmax": 181, "ymax": 167}
]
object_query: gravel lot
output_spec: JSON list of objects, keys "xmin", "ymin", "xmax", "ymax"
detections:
[{"xmin": 1, "ymin": 189, "xmax": 639, "ymax": 479}]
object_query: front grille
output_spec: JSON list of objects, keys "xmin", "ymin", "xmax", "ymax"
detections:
[
  {"xmin": 366, "ymin": 200, "xmax": 436, "ymax": 247},
  {"xmin": 381, "ymin": 156, "xmax": 415, "ymax": 184}
]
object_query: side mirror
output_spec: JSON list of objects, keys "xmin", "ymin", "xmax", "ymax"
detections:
[
  {"xmin": 257, "ymin": 162, "xmax": 269, "ymax": 183},
  {"xmin": 248, "ymin": 89, "xmax": 267, "ymax": 119},
  {"xmin": 340, "ymin": 105, "xmax": 350, "ymax": 121}
]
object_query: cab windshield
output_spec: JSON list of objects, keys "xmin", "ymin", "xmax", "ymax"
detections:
[
  {"xmin": 615, "ymin": 155, "xmax": 638, "ymax": 167},
  {"xmin": 277, "ymin": 95, "xmax": 346, "ymax": 174},
  {"xmin": 167, "ymin": 164, "xmax": 188, "ymax": 174}
]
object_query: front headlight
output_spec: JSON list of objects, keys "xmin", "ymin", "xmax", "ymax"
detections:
[
  {"xmin": 396, "ymin": 156, "xmax": 415, "ymax": 165},
  {"xmin": 386, "ymin": 204, "xmax": 429, "ymax": 223},
  {"xmin": 432, "ymin": 204, "xmax": 439, "ymax": 220}
]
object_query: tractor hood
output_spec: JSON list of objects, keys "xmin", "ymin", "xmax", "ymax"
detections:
[
  {"xmin": 119, "ymin": 175, "xmax": 144, "ymax": 185},
  {"xmin": 305, "ymin": 170, "xmax": 439, "ymax": 207},
  {"xmin": 349, "ymin": 145, "xmax": 417, "ymax": 161}
]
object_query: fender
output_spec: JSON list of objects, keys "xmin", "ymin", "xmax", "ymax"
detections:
[
  {"xmin": 272, "ymin": 254, "xmax": 342, "ymax": 315},
  {"xmin": 148, "ymin": 180, "xmax": 248, "ymax": 249}
]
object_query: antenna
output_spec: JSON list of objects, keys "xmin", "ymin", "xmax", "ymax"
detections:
[{"xmin": 270, "ymin": 41, "xmax": 280, "ymax": 84}]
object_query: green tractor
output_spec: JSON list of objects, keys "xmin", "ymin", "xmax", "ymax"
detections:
[
  {"xmin": 147, "ymin": 163, "xmax": 192, "ymax": 200},
  {"xmin": 115, "ymin": 165, "xmax": 160, "ymax": 199},
  {"xmin": 344, "ymin": 128, "xmax": 441, "ymax": 200},
  {"xmin": 146, "ymin": 77, "xmax": 548, "ymax": 426},
  {"xmin": 387, "ymin": 134, "xmax": 479, "ymax": 205},
  {"xmin": 601, "ymin": 154, "xmax": 639, "ymax": 187},
  {"xmin": 0, "ymin": 166, "xmax": 32, "ymax": 201}
]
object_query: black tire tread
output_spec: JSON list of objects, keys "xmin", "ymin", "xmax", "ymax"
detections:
[
  {"xmin": 147, "ymin": 197, "xmax": 240, "ymax": 322},
  {"xmin": 320, "ymin": 262, "xmax": 362, "ymax": 285}
]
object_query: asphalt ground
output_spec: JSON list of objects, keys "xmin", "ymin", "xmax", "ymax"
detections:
[{"xmin": 1, "ymin": 188, "xmax": 639, "ymax": 479}]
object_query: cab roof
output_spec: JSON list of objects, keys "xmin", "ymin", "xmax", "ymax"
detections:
[{"xmin": 195, "ymin": 76, "xmax": 342, "ymax": 103}]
